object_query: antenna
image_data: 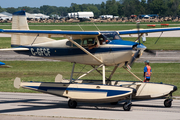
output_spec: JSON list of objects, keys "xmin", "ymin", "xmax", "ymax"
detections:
[
  {"xmin": 77, "ymin": 24, "xmax": 84, "ymax": 31},
  {"xmin": 93, "ymin": 23, "xmax": 100, "ymax": 31}
]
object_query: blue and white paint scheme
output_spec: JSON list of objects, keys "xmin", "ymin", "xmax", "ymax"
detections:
[
  {"xmin": 1, "ymin": 11, "xmax": 178, "ymax": 111},
  {"xmin": 14, "ymin": 78, "xmax": 135, "ymax": 103}
]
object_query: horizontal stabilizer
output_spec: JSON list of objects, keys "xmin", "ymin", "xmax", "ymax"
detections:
[
  {"xmin": 14, "ymin": 77, "xmax": 21, "ymax": 89},
  {"xmin": 55, "ymin": 74, "xmax": 63, "ymax": 82},
  {"xmin": 0, "ymin": 48, "xmax": 29, "ymax": 51}
]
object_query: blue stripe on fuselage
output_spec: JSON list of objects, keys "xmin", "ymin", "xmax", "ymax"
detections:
[
  {"xmin": 12, "ymin": 44, "xmax": 133, "ymax": 57},
  {"xmin": 25, "ymin": 86, "xmax": 131, "ymax": 97}
]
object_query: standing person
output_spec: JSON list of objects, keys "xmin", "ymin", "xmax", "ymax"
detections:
[{"xmin": 144, "ymin": 60, "xmax": 152, "ymax": 82}]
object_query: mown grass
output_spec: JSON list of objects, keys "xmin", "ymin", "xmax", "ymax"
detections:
[
  {"xmin": 0, "ymin": 61, "xmax": 179, "ymax": 95},
  {"xmin": 1, "ymin": 21, "xmax": 180, "ymax": 25},
  {"xmin": 0, "ymin": 37, "xmax": 11, "ymax": 48}
]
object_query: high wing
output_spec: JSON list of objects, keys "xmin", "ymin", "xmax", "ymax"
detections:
[
  {"xmin": 1, "ymin": 27, "xmax": 180, "ymax": 37},
  {"xmin": 0, "ymin": 29, "xmax": 100, "ymax": 37},
  {"xmin": 118, "ymin": 27, "xmax": 180, "ymax": 35}
]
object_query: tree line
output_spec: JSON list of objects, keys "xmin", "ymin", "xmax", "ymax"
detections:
[{"xmin": 0, "ymin": 0, "xmax": 180, "ymax": 18}]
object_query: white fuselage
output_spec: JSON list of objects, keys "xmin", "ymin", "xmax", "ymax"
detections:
[{"xmin": 22, "ymin": 39, "xmax": 135, "ymax": 66}]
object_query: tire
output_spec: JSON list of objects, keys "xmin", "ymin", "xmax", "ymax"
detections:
[
  {"xmin": 164, "ymin": 99, "xmax": 172, "ymax": 107},
  {"xmin": 68, "ymin": 99, "xmax": 77, "ymax": 108},
  {"xmin": 123, "ymin": 102, "xmax": 132, "ymax": 111}
]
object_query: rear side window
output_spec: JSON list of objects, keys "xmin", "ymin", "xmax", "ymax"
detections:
[{"xmin": 72, "ymin": 39, "xmax": 82, "ymax": 47}]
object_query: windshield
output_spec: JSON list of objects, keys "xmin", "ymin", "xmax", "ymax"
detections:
[{"xmin": 101, "ymin": 32, "xmax": 121, "ymax": 40}]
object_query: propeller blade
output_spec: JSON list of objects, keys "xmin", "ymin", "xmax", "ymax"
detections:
[
  {"xmin": 144, "ymin": 49, "xmax": 156, "ymax": 55},
  {"xmin": 129, "ymin": 50, "xmax": 140, "ymax": 67},
  {"xmin": 136, "ymin": 20, "xmax": 141, "ymax": 45}
]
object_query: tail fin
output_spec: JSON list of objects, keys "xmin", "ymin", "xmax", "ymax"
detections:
[
  {"xmin": 12, "ymin": 11, "xmax": 29, "ymax": 30},
  {"xmin": 11, "ymin": 10, "xmax": 54, "ymax": 47}
]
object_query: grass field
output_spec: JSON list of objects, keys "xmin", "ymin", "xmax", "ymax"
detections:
[
  {"xmin": 1, "ymin": 21, "xmax": 180, "ymax": 25},
  {"xmin": 0, "ymin": 61, "xmax": 179, "ymax": 96}
]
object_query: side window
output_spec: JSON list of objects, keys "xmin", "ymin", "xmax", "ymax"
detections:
[
  {"xmin": 72, "ymin": 39, "xmax": 81, "ymax": 47},
  {"xmin": 83, "ymin": 38, "xmax": 95, "ymax": 46},
  {"xmin": 83, "ymin": 39, "xmax": 88, "ymax": 46}
]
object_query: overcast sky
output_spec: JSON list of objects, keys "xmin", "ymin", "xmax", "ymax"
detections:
[{"xmin": 1, "ymin": 0, "xmax": 107, "ymax": 8}]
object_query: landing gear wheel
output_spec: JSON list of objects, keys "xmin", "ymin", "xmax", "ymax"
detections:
[
  {"xmin": 123, "ymin": 102, "xmax": 132, "ymax": 111},
  {"xmin": 164, "ymin": 99, "xmax": 172, "ymax": 107},
  {"xmin": 68, "ymin": 99, "xmax": 77, "ymax": 108},
  {"xmin": 110, "ymin": 102, "xmax": 118, "ymax": 105}
]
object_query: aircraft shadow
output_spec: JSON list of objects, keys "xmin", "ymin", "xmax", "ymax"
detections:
[{"xmin": 0, "ymin": 98, "xmax": 179, "ymax": 113}]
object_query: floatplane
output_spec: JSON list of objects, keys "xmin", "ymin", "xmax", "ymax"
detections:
[{"xmin": 0, "ymin": 10, "xmax": 178, "ymax": 111}]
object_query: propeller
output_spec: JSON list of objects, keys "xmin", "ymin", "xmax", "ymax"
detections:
[
  {"xmin": 129, "ymin": 50, "xmax": 140, "ymax": 67},
  {"xmin": 144, "ymin": 49, "xmax": 156, "ymax": 55},
  {"xmin": 128, "ymin": 21, "xmax": 141, "ymax": 67},
  {"xmin": 128, "ymin": 20, "xmax": 156, "ymax": 68}
]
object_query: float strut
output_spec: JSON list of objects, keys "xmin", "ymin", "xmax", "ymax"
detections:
[
  {"xmin": 102, "ymin": 64, "xmax": 106, "ymax": 85},
  {"xmin": 70, "ymin": 62, "xmax": 76, "ymax": 83}
]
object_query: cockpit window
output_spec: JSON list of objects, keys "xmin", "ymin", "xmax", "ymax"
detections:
[
  {"xmin": 82, "ymin": 38, "xmax": 95, "ymax": 46},
  {"xmin": 102, "ymin": 32, "xmax": 121, "ymax": 40}
]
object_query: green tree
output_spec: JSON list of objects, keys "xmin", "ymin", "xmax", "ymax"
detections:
[
  {"xmin": 166, "ymin": 0, "xmax": 180, "ymax": 16},
  {"xmin": 88, "ymin": 5, "xmax": 100, "ymax": 18},
  {"xmin": 100, "ymin": 2, "xmax": 106, "ymax": 15},
  {"xmin": 116, "ymin": 1, "xmax": 123, "ymax": 16},
  {"xmin": 5, "ymin": 7, "xmax": 17, "ymax": 13},
  {"xmin": 149, "ymin": 0, "xmax": 167, "ymax": 15},
  {"xmin": 139, "ymin": 0, "xmax": 146, "ymax": 14},
  {"xmin": 122, "ymin": 0, "xmax": 136, "ymax": 17},
  {"xmin": 0, "ymin": 6, "xmax": 6, "ymax": 13},
  {"xmin": 106, "ymin": 0, "xmax": 118, "ymax": 16}
]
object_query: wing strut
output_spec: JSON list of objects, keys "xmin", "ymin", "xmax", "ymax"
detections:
[
  {"xmin": 154, "ymin": 32, "xmax": 163, "ymax": 44},
  {"xmin": 31, "ymin": 34, "xmax": 39, "ymax": 45},
  {"xmin": 65, "ymin": 36, "xmax": 103, "ymax": 64}
]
